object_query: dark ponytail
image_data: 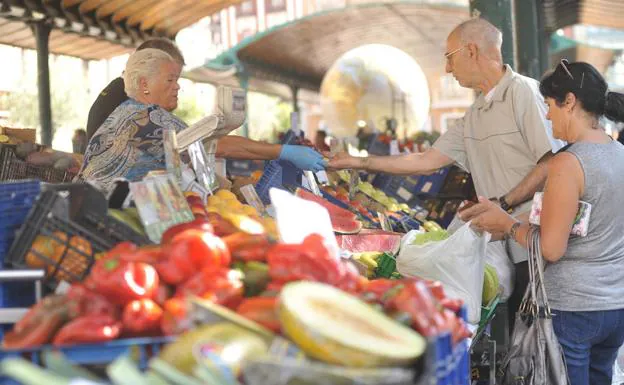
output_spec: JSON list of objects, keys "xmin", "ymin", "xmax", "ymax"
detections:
[{"xmin": 604, "ymin": 91, "xmax": 624, "ymax": 123}]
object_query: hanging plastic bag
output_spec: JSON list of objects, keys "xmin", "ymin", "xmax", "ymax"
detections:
[
  {"xmin": 396, "ymin": 222, "xmax": 490, "ymax": 324},
  {"xmin": 486, "ymin": 240, "xmax": 515, "ymax": 300},
  {"xmin": 446, "ymin": 216, "xmax": 514, "ymax": 300}
]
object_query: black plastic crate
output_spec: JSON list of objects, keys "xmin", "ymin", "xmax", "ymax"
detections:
[
  {"xmin": 0, "ymin": 145, "xmax": 76, "ymax": 183},
  {"xmin": 7, "ymin": 184, "xmax": 151, "ymax": 288},
  {"xmin": 440, "ymin": 166, "xmax": 477, "ymax": 200}
]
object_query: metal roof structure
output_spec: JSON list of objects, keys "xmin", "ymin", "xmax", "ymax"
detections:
[
  {"xmin": 0, "ymin": 0, "xmax": 243, "ymax": 60},
  {"xmin": 196, "ymin": 1, "xmax": 469, "ymax": 91}
]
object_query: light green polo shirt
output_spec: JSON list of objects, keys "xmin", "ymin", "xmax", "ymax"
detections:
[{"xmin": 434, "ymin": 65, "xmax": 564, "ymax": 214}]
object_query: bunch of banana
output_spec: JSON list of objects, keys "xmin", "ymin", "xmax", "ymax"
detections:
[
  {"xmin": 422, "ymin": 220, "xmax": 444, "ymax": 232},
  {"xmin": 352, "ymin": 252, "xmax": 383, "ymax": 278}
]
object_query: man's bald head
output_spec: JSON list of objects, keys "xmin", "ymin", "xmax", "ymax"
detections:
[{"xmin": 451, "ymin": 18, "xmax": 503, "ymax": 62}]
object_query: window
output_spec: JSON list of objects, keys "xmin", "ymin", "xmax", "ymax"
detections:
[
  {"xmin": 237, "ymin": 0, "xmax": 256, "ymax": 16},
  {"xmin": 265, "ymin": 0, "xmax": 286, "ymax": 12}
]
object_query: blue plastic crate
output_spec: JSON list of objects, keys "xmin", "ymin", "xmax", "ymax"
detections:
[
  {"xmin": 255, "ymin": 161, "xmax": 284, "ymax": 205},
  {"xmin": 432, "ymin": 305, "xmax": 470, "ymax": 385},
  {"xmin": 254, "ymin": 160, "xmax": 303, "ymax": 205},
  {"xmin": 0, "ymin": 281, "xmax": 35, "ymax": 310},
  {"xmin": 0, "ymin": 336, "xmax": 173, "ymax": 384},
  {"xmin": 415, "ymin": 168, "xmax": 450, "ymax": 197}
]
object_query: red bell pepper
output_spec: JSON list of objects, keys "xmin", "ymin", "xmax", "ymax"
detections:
[
  {"xmin": 153, "ymin": 284, "xmax": 174, "ymax": 307},
  {"xmin": 267, "ymin": 234, "xmax": 345, "ymax": 286},
  {"xmin": 442, "ymin": 308, "xmax": 473, "ymax": 345},
  {"xmin": 86, "ymin": 258, "xmax": 159, "ymax": 306},
  {"xmin": 52, "ymin": 315, "xmax": 121, "ymax": 346},
  {"xmin": 223, "ymin": 233, "xmax": 272, "ymax": 262},
  {"xmin": 176, "ymin": 268, "xmax": 243, "ymax": 309},
  {"xmin": 156, "ymin": 229, "xmax": 231, "ymax": 286},
  {"xmin": 440, "ymin": 298, "xmax": 463, "ymax": 313},
  {"xmin": 122, "ymin": 299, "xmax": 163, "ymax": 336},
  {"xmin": 206, "ymin": 213, "xmax": 239, "ymax": 237},
  {"xmin": 4, "ymin": 296, "xmax": 71, "ymax": 349},
  {"xmin": 118, "ymin": 245, "xmax": 164, "ymax": 265},
  {"xmin": 161, "ymin": 218, "xmax": 214, "ymax": 244},
  {"xmin": 236, "ymin": 297, "xmax": 280, "ymax": 332},
  {"xmin": 386, "ymin": 280, "xmax": 439, "ymax": 337},
  {"xmin": 336, "ymin": 260, "xmax": 364, "ymax": 294},
  {"xmin": 104, "ymin": 242, "xmax": 138, "ymax": 259},
  {"xmin": 359, "ymin": 279, "xmax": 402, "ymax": 304},
  {"xmin": 425, "ymin": 280, "xmax": 446, "ymax": 302},
  {"xmin": 160, "ymin": 298, "xmax": 191, "ymax": 336},
  {"xmin": 66, "ymin": 284, "xmax": 119, "ymax": 319}
]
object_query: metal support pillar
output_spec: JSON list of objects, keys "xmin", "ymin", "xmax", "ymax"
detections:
[
  {"xmin": 236, "ymin": 71, "xmax": 250, "ymax": 137},
  {"xmin": 515, "ymin": 0, "xmax": 548, "ymax": 79},
  {"xmin": 290, "ymin": 85, "xmax": 300, "ymax": 113},
  {"xmin": 469, "ymin": 0, "xmax": 517, "ymax": 69},
  {"xmin": 32, "ymin": 20, "xmax": 53, "ymax": 146}
]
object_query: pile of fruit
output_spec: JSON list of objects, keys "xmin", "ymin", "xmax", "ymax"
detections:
[{"xmin": 3, "ymin": 189, "xmax": 471, "ymax": 357}]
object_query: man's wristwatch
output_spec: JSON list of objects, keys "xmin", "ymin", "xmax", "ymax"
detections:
[{"xmin": 499, "ymin": 195, "xmax": 514, "ymax": 213}]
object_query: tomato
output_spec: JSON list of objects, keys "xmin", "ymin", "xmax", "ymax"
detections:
[{"xmin": 122, "ymin": 299, "xmax": 163, "ymax": 336}]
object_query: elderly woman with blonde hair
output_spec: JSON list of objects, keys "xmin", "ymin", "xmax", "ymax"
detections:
[
  {"xmin": 78, "ymin": 46, "xmax": 326, "ymax": 194},
  {"xmin": 76, "ymin": 48, "xmax": 186, "ymax": 193}
]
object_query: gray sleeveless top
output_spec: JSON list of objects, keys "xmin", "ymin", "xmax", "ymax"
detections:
[{"xmin": 544, "ymin": 140, "xmax": 624, "ymax": 311}]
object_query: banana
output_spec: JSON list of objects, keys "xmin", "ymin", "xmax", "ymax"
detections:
[{"xmin": 359, "ymin": 254, "xmax": 379, "ymax": 270}]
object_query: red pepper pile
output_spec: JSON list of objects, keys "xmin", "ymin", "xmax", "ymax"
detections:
[
  {"xmin": 360, "ymin": 278, "xmax": 471, "ymax": 345},
  {"xmin": 2, "ymin": 220, "xmax": 239, "ymax": 349},
  {"xmin": 4, "ymin": 217, "xmax": 471, "ymax": 349}
]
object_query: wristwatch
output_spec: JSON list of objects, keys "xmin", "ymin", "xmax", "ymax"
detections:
[{"xmin": 499, "ymin": 195, "xmax": 513, "ymax": 213}]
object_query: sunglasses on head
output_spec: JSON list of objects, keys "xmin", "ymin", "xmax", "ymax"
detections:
[{"xmin": 558, "ymin": 59, "xmax": 584, "ymax": 89}]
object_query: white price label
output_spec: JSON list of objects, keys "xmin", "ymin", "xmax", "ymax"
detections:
[
  {"xmin": 377, "ymin": 212, "xmax": 393, "ymax": 232},
  {"xmin": 303, "ymin": 171, "xmax": 322, "ymax": 196},
  {"xmin": 397, "ymin": 186, "xmax": 413, "ymax": 202},
  {"xmin": 240, "ymin": 184, "xmax": 266, "ymax": 213}
]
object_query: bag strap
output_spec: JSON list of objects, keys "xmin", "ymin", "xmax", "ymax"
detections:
[{"xmin": 527, "ymin": 227, "xmax": 552, "ymax": 316}]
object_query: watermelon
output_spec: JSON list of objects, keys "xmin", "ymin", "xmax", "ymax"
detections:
[{"xmin": 295, "ymin": 188, "xmax": 362, "ymax": 234}]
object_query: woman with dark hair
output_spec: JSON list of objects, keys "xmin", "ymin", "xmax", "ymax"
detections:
[{"xmin": 460, "ymin": 60, "xmax": 624, "ymax": 385}]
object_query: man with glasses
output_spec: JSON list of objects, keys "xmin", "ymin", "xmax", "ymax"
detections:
[{"xmin": 328, "ymin": 17, "xmax": 564, "ymax": 330}]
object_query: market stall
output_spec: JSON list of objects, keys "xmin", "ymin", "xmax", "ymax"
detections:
[{"xmin": 0, "ymin": 87, "xmax": 502, "ymax": 385}]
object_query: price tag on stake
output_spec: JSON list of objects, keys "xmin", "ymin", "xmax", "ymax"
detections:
[
  {"xmin": 378, "ymin": 212, "xmax": 393, "ymax": 232},
  {"xmin": 240, "ymin": 184, "xmax": 266, "ymax": 214},
  {"xmin": 303, "ymin": 170, "xmax": 322, "ymax": 196}
]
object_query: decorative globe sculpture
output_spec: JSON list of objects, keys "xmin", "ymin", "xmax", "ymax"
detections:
[{"xmin": 320, "ymin": 44, "xmax": 430, "ymax": 139}]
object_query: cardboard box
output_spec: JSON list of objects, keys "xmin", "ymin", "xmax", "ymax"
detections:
[{"xmin": 0, "ymin": 127, "xmax": 36, "ymax": 143}]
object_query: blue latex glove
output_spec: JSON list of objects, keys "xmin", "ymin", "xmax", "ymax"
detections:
[{"xmin": 278, "ymin": 145, "xmax": 326, "ymax": 172}]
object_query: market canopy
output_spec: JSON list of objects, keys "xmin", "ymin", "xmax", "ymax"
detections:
[
  {"xmin": 0, "ymin": 0, "xmax": 243, "ymax": 60},
  {"xmin": 193, "ymin": 2, "xmax": 470, "ymax": 92}
]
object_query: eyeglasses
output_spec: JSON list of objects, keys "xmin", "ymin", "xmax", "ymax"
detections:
[
  {"xmin": 445, "ymin": 46, "xmax": 465, "ymax": 61},
  {"xmin": 558, "ymin": 59, "xmax": 585, "ymax": 88}
]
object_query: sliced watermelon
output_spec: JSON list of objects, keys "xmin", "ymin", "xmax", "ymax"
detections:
[
  {"xmin": 332, "ymin": 215, "xmax": 363, "ymax": 234},
  {"xmin": 295, "ymin": 188, "xmax": 362, "ymax": 234},
  {"xmin": 295, "ymin": 188, "xmax": 357, "ymax": 220}
]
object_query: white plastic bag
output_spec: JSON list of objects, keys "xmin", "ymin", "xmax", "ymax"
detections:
[
  {"xmin": 397, "ymin": 222, "xmax": 490, "ymax": 324},
  {"xmin": 449, "ymin": 216, "xmax": 515, "ymax": 300},
  {"xmin": 486, "ymin": 241, "xmax": 515, "ymax": 301}
]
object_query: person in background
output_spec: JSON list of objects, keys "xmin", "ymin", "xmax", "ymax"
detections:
[
  {"xmin": 72, "ymin": 129, "xmax": 87, "ymax": 154},
  {"xmin": 459, "ymin": 60, "xmax": 624, "ymax": 385},
  {"xmin": 315, "ymin": 130, "xmax": 331, "ymax": 152},
  {"xmin": 86, "ymin": 38, "xmax": 324, "ymax": 171},
  {"xmin": 326, "ymin": 17, "xmax": 564, "ymax": 330}
]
